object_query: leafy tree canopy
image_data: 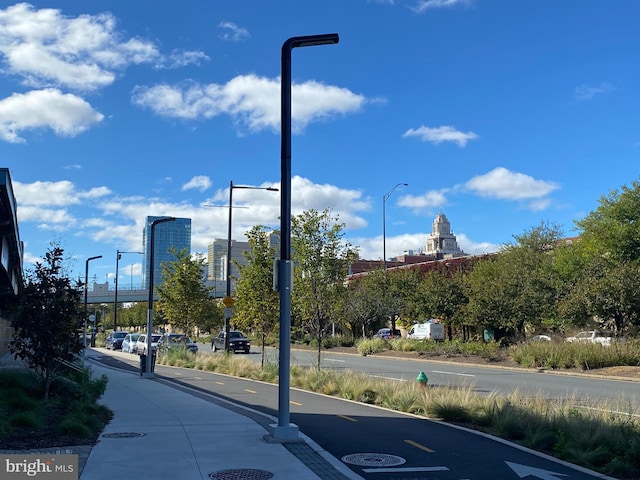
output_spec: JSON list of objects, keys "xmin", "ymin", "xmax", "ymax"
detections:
[{"xmin": 10, "ymin": 244, "xmax": 84, "ymax": 399}]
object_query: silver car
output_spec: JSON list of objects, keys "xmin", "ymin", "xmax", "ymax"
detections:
[
  {"xmin": 122, "ymin": 333, "xmax": 141, "ymax": 354},
  {"xmin": 136, "ymin": 333, "xmax": 162, "ymax": 355}
]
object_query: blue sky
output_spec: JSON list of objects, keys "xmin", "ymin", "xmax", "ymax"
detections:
[{"xmin": 2, "ymin": 1, "xmax": 639, "ymax": 286}]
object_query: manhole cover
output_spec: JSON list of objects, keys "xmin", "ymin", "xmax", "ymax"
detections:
[
  {"xmin": 342, "ymin": 453, "xmax": 405, "ymax": 467},
  {"xmin": 101, "ymin": 432, "xmax": 146, "ymax": 439},
  {"xmin": 209, "ymin": 469, "xmax": 273, "ymax": 480}
]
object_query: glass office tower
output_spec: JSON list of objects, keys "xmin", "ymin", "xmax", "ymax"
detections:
[{"xmin": 142, "ymin": 216, "xmax": 191, "ymax": 290}]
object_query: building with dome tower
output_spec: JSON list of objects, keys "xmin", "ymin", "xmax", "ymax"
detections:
[{"xmin": 423, "ymin": 213, "xmax": 466, "ymax": 259}]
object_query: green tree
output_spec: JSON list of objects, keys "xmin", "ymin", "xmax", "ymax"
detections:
[
  {"xmin": 9, "ymin": 245, "xmax": 84, "ymax": 400},
  {"xmin": 576, "ymin": 178, "xmax": 640, "ymax": 263},
  {"xmin": 156, "ymin": 248, "xmax": 219, "ymax": 337},
  {"xmin": 116, "ymin": 301, "xmax": 148, "ymax": 330},
  {"xmin": 559, "ymin": 254, "xmax": 640, "ymax": 336},
  {"xmin": 465, "ymin": 222, "xmax": 561, "ymax": 340},
  {"xmin": 340, "ymin": 273, "xmax": 385, "ymax": 338},
  {"xmin": 291, "ymin": 209, "xmax": 359, "ymax": 368},
  {"xmin": 234, "ymin": 226, "xmax": 280, "ymax": 366},
  {"xmin": 384, "ymin": 267, "xmax": 423, "ymax": 331},
  {"xmin": 413, "ymin": 269, "xmax": 467, "ymax": 339}
]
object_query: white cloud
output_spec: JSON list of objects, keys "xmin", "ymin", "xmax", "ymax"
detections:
[
  {"xmin": 0, "ymin": 89, "xmax": 103, "ymax": 143},
  {"xmin": 217, "ymin": 21, "xmax": 251, "ymax": 42},
  {"xmin": 411, "ymin": 0, "xmax": 474, "ymax": 13},
  {"xmin": 454, "ymin": 233, "xmax": 500, "ymax": 255},
  {"xmin": 465, "ymin": 167, "xmax": 560, "ymax": 201},
  {"xmin": 0, "ymin": 3, "xmax": 207, "ymax": 91},
  {"xmin": 17, "ymin": 205, "xmax": 76, "ymax": 227},
  {"xmin": 131, "ymin": 75, "xmax": 366, "ymax": 134},
  {"xmin": 182, "ymin": 176, "xmax": 212, "ymax": 192},
  {"xmin": 403, "ymin": 125, "xmax": 479, "ymax": 147},
  {"xmin": 14, "ymin": 180, "xmax": 110, "ymax": 206},
  {"xmin": 16, "ymin": 175, "xmax": 371, "ymax": 261},
  {"xmin": 574, "ymin": 82, "xmax": 614, "ymax": 101},
  {"xmin": 397, "ymin": 190, "xmax": 447, "ymax": 210}
]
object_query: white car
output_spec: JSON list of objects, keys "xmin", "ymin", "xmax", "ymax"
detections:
[
  {"xmin": 136, "ymin": 333, "xmax": 162, "ymax": 355},
  {"xmin": 122, "ymin": 333, "xmax": 141, "ymax": 354},
  {"xmin": 565, "ymin": 330, "xmax": 621, "ymax": 347}
]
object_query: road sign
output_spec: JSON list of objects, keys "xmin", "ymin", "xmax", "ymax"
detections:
[{"xmin": 222, "ymin": 296, "xmax": 235, "ymax": 308}]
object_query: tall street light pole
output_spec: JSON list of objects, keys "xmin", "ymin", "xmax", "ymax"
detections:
[
  {"xmin": 143, "ymin": 216, "xmax": 175, "ymax": 378},
  {"xmin": 270, "ymin": 33, "xmax": 339, "ymax": 443},
  {"xmin": 84, "ymin": 255, "xmax": 102, "ymax": 356},
  {"xmin": 113, "ymin": 250, "xmax": 142, "ymax": 331},
  {"xmin": 383, "ymin": 183, "xmax": 408, "ymax": 271},
  {"xmin": 224, "ymin": 181, "xmax": 278, "ymax": 351}
]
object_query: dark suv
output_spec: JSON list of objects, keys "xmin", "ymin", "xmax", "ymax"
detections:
[
  {"xmin": 211, "ymin": 330, "xmax": 250, "ymax": 353},
  {"xmin": 105, "ymin": 331, "xmax": 128, "ymax": 350}
]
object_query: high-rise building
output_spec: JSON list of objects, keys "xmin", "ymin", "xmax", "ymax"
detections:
[
  {"xmin": 142, "ymin": 216, "xmax": 191, "ymax": 289},
  {"xmin": 207, "ymin": 238, "xmax": 250, "ymax": 293},
  {"xmin": 207, "ymin": 232, "xmax": 279, "ymax": 294},
  {"xmin": 423, "ymin": 213, "xmax": 465, "ymax": 259}
]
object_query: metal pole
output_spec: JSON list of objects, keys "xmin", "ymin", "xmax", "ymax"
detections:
[
  {"xmin": 114, "ymin": 251, "xmax": 120, "ymax": 331},
  {"xmin": 114, "ymin": 250, "xmax": 143, "ymax": 331},
  {"xmin": 225, "ymin": 180, "xmax": 233, "ymax": 352},
  {"xmin": 84, "ymin": 255, "xmax": 102, "ymax": 356},
  {"xmin": 271, "ymin": 33, "xmax": 339, "ymax": 443},
  {"xmin": 382, "ymin": 183, "xmax": 408, "ymax": 271},
  {"xmin": 144, "ymin": 217, "xmax": 175, "ymax": 378},
  {"xmin": 382, "ymin": 195, "xmax": 387, "ymax": 271}
]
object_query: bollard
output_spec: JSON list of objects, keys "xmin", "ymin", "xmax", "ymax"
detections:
[
  {"xmin": 416, "ymin": 371, "xmax": 428, "ymax": 388},
  {"xmin": 139, "ymin": 353, "xmax": 146, "ymax": 376}
]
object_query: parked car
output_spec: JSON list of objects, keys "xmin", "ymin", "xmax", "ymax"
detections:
[
  {"xmin": 372, "ymin": 328, "xmax": 401, "ymax": 339},
  {"xmin": 157, "ymin": 333, "xmax": 198, "ymax": 355},
  {"xmin": 565, "ymin": 330, "xmax": 622, "ymax": 347},
  {"xmin": 529, "ymin": 334, "xmax": 552, "ymax": 342},
  {"xmin": 211, "ymin": 330, "xmax": 250, "ymax": 353},
  {"xmin": 407, "ymin": 321, "xmax": 445, "ymax": 341},
  {"xmin": 136, "ymin": 333, "xmax": 163, "ymax": 355},
  {"xmin": 105, "ymin": 331, "xmax": 128, "ymax": 350},
  {"xmin": 122, "ymin": 333, "xmax": 141, "ymax": 354}
]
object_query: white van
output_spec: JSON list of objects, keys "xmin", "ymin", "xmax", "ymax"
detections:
[{"xmin": 407, "ymin": 321, "xmax": 445, "ymax": 341}]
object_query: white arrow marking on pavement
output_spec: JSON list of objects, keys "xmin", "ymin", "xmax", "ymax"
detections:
[{"xmin": 506, "ymin": 461, "xmax": 568, "ymax": 479}]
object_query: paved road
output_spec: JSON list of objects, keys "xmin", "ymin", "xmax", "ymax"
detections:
[
  {"xmin": 96, "ymin": 348, "xmax": 615, "ymax": 480},
  {"xmin": 229, "ymin": 345, "xmax": 640, "ymax": 406}
]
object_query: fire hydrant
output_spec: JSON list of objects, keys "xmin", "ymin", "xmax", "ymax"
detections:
[{"xmin": 416, "ymin": 371, "xmax": 428, "ymax": 388}]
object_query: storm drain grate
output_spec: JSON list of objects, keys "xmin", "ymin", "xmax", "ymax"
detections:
[
  {"xmin": 342, "ymin": 453, "xmax": 405, "ymax": 467},
  {"xmin": 101, "ymin": 432, "xmax": 146, "ymax": 439},
  {"xmin": 209, "ymin": 469, "xmax": 273, "ymax": 480}
]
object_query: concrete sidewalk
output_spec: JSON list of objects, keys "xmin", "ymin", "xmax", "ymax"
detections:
[{"xmin": 82, "ymin": 349, "xmax": 358, "ymax": 480}]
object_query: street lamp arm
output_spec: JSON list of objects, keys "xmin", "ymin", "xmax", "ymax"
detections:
[
  {"xmin": 384, "ymin": 182, "xmax": 409, "ymax": 202},
  {"xmin": 84, "ymin": 255, "xmax": 102, "ymax": 354},
  {"xmin": 382, "ymin": 183, "xmax": 408, "ymax": 271}
]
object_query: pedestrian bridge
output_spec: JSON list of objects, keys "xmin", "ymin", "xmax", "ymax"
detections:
[
  {"xmin": 86, "ymin": 288, "xmax": 152, "ymax": 304},
  {"xmin": 85, "ymin": 280, "xmax": 226, "ymax": 304}
]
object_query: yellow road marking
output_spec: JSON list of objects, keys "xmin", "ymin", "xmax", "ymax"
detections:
[
  {"xmin": 405, "ymin": 439, "xmax": 434, "ymax": 452},
  {"xmin": 290, "ymin": 401, "xmax": 302, "ymax": 406},
  {"xmin": 338, "ymin": 415, "xmax": 358, "ymax": 422},
  {"xmin": 245, "ymin": 389, "xmax": 257, "ymax": 394}
]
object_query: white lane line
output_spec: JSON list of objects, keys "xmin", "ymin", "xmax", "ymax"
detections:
[
  {"xmin": 370, "ymin": 375, "xmax": 408, "ymax": 382},
  {"xmin": 432, "ymin": 370, "xmax": 475, "ymax": 377},
  {"xmin": 363, "ymin": 466, "xmax": 449, "ymax": 473},
  {"xmin": 325, "ymin": 358, "xmax": 346, "ymax": 363}
]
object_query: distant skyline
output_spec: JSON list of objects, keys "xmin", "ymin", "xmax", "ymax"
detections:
[{"xmin": 2, "ymin": 1, "xmax": 638, "ymax": 287}]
